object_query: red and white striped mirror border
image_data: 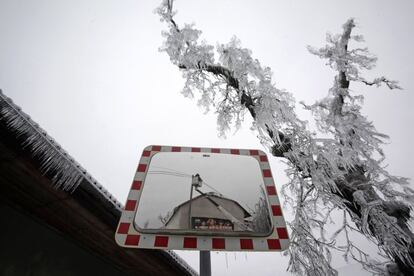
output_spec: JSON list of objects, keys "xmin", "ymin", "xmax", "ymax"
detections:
[{"xmin": 115, "ymin": 145, "xmax": 289, "ymax": 251}]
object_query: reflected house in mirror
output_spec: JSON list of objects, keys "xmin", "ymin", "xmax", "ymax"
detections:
[
  {"xmin": 134, "ymin": 150, "xmax": 274, "ymax": 236},
  {"xmin": 163, "ymin": 192, "xmax": 252, "ymax": 232},
  {"xmin": 134, "ymin": 151, "xmax": 274, "ymax": 235}
]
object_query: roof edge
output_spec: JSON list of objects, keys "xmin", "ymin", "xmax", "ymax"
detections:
[{"xmin": 0, "ymin": 89, "xmax": 197, "ymax": 276}]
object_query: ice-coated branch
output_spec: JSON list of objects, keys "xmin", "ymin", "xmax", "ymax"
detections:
[
  {"xmin": 309, "ymin": 18, "xmax": 414, "ymax": 274},
  {"xmin": 361, "ymin": 77, "xmax": 402, "ymax": 90},
  {"xmin": 156, "ymin": 1, "xmax": 413, "ymax": 275},
  {"xmin": 156, "ymin": 0, "xmax": 303, "ymax": 145}
]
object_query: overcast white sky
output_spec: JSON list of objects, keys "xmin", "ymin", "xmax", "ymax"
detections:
[{"xmin": 1, "ymin": 0, "xmax": 413, "ymax": 275}]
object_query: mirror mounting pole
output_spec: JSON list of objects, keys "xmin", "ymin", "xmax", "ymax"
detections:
[
  {"xmin": 200, "ymin": 251, "xmax": 211, "ymax": 276},
  {"xmin": 188, "ymin": 177, "xmax": 194, "ymax": 229},
  {"xmin": 189, "ymin": 173, "xmax": 203, "ymax": 229}
]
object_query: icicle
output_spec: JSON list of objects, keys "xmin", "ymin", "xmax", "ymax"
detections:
[{"xmin": 0, "ymin": 90, "xmax": 122, "ymax": 209}]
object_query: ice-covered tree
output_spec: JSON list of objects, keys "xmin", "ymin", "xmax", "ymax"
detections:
[{"xmin": 155, "ymin": 1, "xmax": 414, "ymax": 274}]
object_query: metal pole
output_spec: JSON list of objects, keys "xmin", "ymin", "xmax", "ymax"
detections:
[
  {"xmin": 200, "ymin": 251, "xmax": 211, "ymax": 276},
  {"xmin": 188, "ymin": 179, "xmax": 194, "ymax": 229}
]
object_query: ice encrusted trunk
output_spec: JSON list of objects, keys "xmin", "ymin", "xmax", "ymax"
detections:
[
  {"xmin": 156, "ymin": 1, "xmax": 414, "ymax": 274},
  {"xmin": 306, "ymin": 19, "xmax": 414, "ymax": 275}
]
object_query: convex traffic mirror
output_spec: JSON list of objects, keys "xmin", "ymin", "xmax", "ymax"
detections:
[{"xmin": 115, "ymin": 145, "xmax": 289, "ymax": 251}]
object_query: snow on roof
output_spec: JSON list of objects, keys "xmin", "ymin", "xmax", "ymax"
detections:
[
  {"xmin": 170, "ymin": 192, "xmax": 252, "ymax": 219},
  {"xmin": 0, "ymin": 89, "xmax": 197, "ymax": 276},
  {"xmin": 0, "ymin": 90, "xmax": 123, "ymax": 208}
]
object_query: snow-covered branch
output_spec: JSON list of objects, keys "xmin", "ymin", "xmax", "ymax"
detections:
[
  {"xmin": 361, "ymin": 77, "xmax": 402, "ymax": 90},
  {"xmin": 156, "ymin": 1, "xmax": 413, "ymax": 275},
  {"xmin": 308, "ymin": 18, "xmax": 414, "ymax": 274}
]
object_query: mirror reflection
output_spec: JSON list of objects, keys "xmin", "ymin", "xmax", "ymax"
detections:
[{"xmin": 134, "ymin": 152, "xmax": 272, "ymax": 236}]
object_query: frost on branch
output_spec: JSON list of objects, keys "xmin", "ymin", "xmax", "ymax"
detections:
[
  {"xmin": 307, "ymin": 19, "xmax": 402, "ymax": 90},
  {"xmin": 156, "ymin": 1, "xmax": 414, "ymax": 275},
  {"xmin": 155, "ymin": 0, "xmax": 303, "ymax": 141},
  {"xmin": 307, "ymin": 18, "xmax": 414, "ymax": 273}
]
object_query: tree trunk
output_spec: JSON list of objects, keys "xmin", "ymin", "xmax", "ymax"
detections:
[{"xmin": 166, "ymin": 9, "xmax": 414, "ymax": 273}]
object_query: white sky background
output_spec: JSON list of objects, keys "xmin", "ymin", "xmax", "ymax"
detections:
[{"xmin": 1, "ymin": 0, "xmax": 413, "ymax": 275}]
